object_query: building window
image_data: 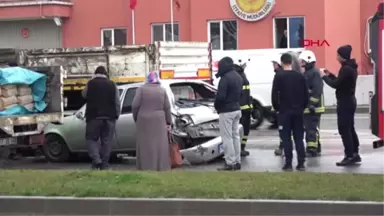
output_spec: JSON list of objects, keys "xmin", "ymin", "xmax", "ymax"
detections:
[
  {"xmin": 151, "ymin": 23, "xmax": 179, "ymax": 42},
  {"xmin": 274, "ymin": 17, "xmax": 305, "ymax": 48},
  {"xmin": 208, "ymin": 20, "xmax": 237, "ymax": 50},
  {"xmin": 101, "ymin": 28, "xmax": 127, "ymax": 46}
]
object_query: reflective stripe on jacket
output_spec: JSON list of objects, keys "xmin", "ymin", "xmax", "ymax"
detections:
[
  {"xmin": 303, "ymin": 67, "xmax": 325, "ymax": 114},
  {"xmin": 239, "ymin": 73, "xmax": 253, "ymax": 111}
]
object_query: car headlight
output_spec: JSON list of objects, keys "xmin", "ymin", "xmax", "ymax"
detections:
[{"xmin": 175, "ymin": 114, "xmax": 194, "ymax": 127}]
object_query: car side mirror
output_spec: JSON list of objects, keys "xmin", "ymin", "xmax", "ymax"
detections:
[{"xmin": 75, "ymin": 112, "xmax": 85, "ymax": 120}]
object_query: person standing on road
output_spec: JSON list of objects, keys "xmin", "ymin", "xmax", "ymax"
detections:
[
  {"xmin": 214, "ymin": 57, "xmax": 243, "ymax": 171},
  {"xmin": 320, "ymin": 45, "xmax": 361, "ymax": 166},
  {"xmin": 132, "ymin": 72, "xmax": 172, "ymax": 171},
  {"xmin": 272, "ymin": 52, "xmax": 302, "ymax": 156},
  {"xmin": 234, "ymin": 64, "xmax": 252, "ymax": 157},
  {"xmin": 298, "ymin": 50, "xmax": 325, "ymax": 157},
  {"xmin": 271, "ymin": 55, "xmax": 284, "ymax": 156},
  {"xmin": 271, "ymin": 53, "xmax": 308, "ymax": 171},
  {"xmin": 82, "ymin": 66, "xmax": 121, "ymax": 170}
]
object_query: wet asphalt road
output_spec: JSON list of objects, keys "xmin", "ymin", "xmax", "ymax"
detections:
[{"xmin": 1, "ymin": 114, "xmax": 383, "ymax": 174}]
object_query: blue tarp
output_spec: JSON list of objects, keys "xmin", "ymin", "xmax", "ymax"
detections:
[{"xmin": 0, "ymin": 67, "xmax": 47, "ymax": 116}]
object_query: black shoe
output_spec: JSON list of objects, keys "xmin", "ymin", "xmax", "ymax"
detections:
[
  {"xmin": 100, "ymin": 163, "xmax": 110, "ymax": 170},
  {"xmin": 241, "ymin": 150, "xmax": 250, "ymax": 157},
  {"xmin": 268, "ymin": 124, "xmax": 278, "ymax": 130},
  {"xmin": 234, "ymin": 163, "xmax": 241, "ymax": 170},
  {"xmin": 274, "ymin": 148, "xmax": 283, "ymax": 156},
  {"xmin": 91, "ymin": 163, "xmax": 102, "ymax": 170},
  {"xmin": 282, "ymin": 163, "xmax": 293, "ymax": 171},
  {"xmin": 217, "ymin": 164, "xmax": 235, "ymax": 171},
  {"xmin": 296, "ymin": 163, "xmax": 306, "ymax": 171},
  {"xmin": 306, "ymin": 148, "xmax": 319, "ymax": 157},
  {"xmin": 336, "ymin": 157, "xmax": 355, "ymax": 166},
  {"xmin": 352, "ymin": 154, "xmax": 362, "ymax": 163}
]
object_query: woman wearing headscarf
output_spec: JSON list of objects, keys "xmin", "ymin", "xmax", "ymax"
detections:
[{"xmin": 132, "ymin": 72, "xmax": 172, "ymax": 171}]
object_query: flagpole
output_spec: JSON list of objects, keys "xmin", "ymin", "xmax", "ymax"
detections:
[
  {"xmin": 170, "ymin": 0, "xmax": 174, "ymax": 41},
  {"xmin": 132, "ymin": 9, "xmax": 136, "ymax": 44}
]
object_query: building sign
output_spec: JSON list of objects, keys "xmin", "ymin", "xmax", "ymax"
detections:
[{"xmin": 230, "ymin": 0, "xmax": 275, "ymax": 22}]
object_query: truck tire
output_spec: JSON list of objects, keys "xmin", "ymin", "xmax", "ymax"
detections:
[
  {"xmin": 43, "ymin": 134, "xmax": 70, "ymax": 162},
  {"xmin": 250, "ymin": 100, "xmax": 264, "ymax": 130}
]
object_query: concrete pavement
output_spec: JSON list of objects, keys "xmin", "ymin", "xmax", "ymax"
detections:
[{"xmin": 1, "ymin": 114, "xmax": 383, "ymax": 174}]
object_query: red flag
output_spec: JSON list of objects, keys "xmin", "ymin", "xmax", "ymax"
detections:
[
  {"xmin": 130, "ymin": 0, "xmax": 137, "ymax": 10},
  {"xmin": 174, "ymin": 0, "xmax": 180, "ymax": 10}
]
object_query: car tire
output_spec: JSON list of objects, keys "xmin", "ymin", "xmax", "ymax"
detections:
[
  {"xmin": 43, "ymin": 134, "xmax": 71, "ymax": 162},
  {"xmin": 250, "ymin": 100, "xmax": 264, "ymax": 130}
]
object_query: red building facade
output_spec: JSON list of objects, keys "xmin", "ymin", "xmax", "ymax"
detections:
[{"xmin": 0, "ymin": 0, "xmax": 380, "ymax": 73}]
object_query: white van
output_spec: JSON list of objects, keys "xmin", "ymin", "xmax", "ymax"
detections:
[{"xmin": 212, "ymin": 48, "xmax": 305, "ymax": 129}]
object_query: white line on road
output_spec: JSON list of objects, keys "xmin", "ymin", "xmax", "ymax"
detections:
[{"xmin": 321, "ymin": 116, "xmax": 368, "ymax": 120}]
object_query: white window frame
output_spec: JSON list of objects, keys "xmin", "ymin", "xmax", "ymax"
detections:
[
  {"xmin": 272, "ymin": 16, "xmax": 306, "ymax": 48},
  {"xmin": 100, "ymin": 28, "xmax": 127, "ymax": 46},
  {"xmin": 151, "ymin": 22, "xmax": 179, "ymax": 42},
  {"xmin": 207, "ymin": 20, "xmax": 238, "ymax": 50},
  {"xmin": 366, "ymin": 16, "xmax": 373, "ymax": 54}
]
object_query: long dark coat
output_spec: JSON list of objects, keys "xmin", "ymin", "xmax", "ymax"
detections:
[{"xmin": 132, "ymin": 83, "xmax": 172, "ymax": 171}]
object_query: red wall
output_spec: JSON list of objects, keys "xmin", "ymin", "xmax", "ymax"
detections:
[{"xmin": 0, "ymin": 0, "xmax": 379, "ymax": 74}]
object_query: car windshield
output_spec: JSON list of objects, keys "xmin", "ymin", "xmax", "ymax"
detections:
[{"xmin": 170, "ymin": 82, "xmax": 216, "ymax": 108}]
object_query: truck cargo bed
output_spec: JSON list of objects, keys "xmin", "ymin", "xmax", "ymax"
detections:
[{"xmin": 0, "ymin": 66, "xmax": 62, "ymax": 136}]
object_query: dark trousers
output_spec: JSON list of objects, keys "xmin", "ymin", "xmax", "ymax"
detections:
[
  {"xmin": 304, "ymin": 114, "xmax": 321, "ymax": 151},
  {"xmin": 240, "ymin": 109, "xmax": 251, "ymax": 147},
  {"xmin": 86, "ymin": 119, "xmax": 116, "ymax": 165},
  {"xmin": 337, "ymin": 101, "xmax": 360, "ymax": 158},
  {"xmin": 278, "ymin": 112, "xmax": 306, "ymax": 163}
]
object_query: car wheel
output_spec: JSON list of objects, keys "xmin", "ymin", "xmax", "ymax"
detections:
[
  {"xmin": 250, "ymin": 100, "xmax": 264, "ymax": 130},
  {"xmin": 43, "ymin": 134, "xmax": 71, "ymax": 162}
]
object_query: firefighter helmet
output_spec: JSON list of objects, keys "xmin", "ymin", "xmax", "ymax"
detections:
[
  {"xmin": 299, "ymin": 50, "xmax": 317, "ymax": 63},
  {"xmin": 271, "ymin": 54, "xmax": 281, "ymax": 65}
]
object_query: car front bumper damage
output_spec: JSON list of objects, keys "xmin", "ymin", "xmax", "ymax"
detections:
[{"xmin": 180, "ymin": 124, "xmax": 244, "ymax": 164}]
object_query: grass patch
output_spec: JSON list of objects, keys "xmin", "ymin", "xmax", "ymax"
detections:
[{"xmin": 0, "ymin": 170, "xmax": 382, "ymax": 201}]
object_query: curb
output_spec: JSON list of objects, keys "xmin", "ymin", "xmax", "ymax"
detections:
[
  {"xmin": 325, "ymin": 106, "xmax": 369, "ymax": 114},
  {"xmin": 0, "ymin": 196, "xmax": 383, "ymax": 215}
]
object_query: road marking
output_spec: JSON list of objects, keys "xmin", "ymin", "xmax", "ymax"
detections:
[
  {"xmin": 247, "ymin": 139, "xmax": 376, "ymax": 143},
  {"xmin": 319, "ymin": 130, "xmax": 372, "ymax": 135},
  {"xmin": 321, "ymin": 116, "xmax": 368, "ymax": 120}
]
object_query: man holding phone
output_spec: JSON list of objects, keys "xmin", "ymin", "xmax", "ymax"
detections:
[{"xmin": 320, "ymin": 45, "xmax": 361, "ymax": 166}]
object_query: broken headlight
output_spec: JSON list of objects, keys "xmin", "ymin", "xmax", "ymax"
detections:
[{"xmin": 175, "ymin": 114, "xmax": 194, "ymax": 128}]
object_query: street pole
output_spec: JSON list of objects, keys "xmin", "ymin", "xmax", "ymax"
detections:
[{"xmin": 132, "ymin": 9, "xmax": 136, "ymax": 44}]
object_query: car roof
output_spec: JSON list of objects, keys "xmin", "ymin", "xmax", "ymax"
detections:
[{"xmin": 117, "ymin": 79, "xmax": 207, "ymax": 90}]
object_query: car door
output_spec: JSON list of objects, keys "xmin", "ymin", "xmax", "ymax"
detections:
[
  {"xmin": 114, "ymin": 87, "xmax": 137, "ymax": 151},
  {"xmin": 65, "ymin": 89, "xmax": 124, "ymax": 152},
  {"xmin": 63, "ymin": 106, "xmax": 87, "ymax": 152}
]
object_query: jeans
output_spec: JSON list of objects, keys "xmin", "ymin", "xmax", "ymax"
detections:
[
  {"xmin": 337, "ymin": 99, "xmax": 360, "ymax": 157},
  {"xmin": 219, "ymin": 110, "xmax": 242, "ymax": 165},
  {"xmin": 278, "ymin": 112, "xmax": 306, "ymax": 164}
]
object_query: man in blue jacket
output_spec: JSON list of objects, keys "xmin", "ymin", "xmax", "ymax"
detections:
[{"xmin": 214, "ymin": 57, "xmax": 243, "ymax": 171}]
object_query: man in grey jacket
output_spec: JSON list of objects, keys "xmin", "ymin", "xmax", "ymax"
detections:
[{"xmin": 82, "ymin": 66, "xmax": 121, "ymax": 170}]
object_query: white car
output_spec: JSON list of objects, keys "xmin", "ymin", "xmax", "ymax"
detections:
[{"xmin": 43, "ymin": 79, "xmax": 243, "ymax": 164}]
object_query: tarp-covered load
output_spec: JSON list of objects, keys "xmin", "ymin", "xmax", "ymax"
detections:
[{"xmin": 0, "ymin": 67, "xmax": 47, "ymax": 116}]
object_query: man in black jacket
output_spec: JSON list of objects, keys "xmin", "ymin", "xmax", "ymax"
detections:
[
  {"xmin": 272, "ymin": 53, "xmax": 308, "ymax": 171},
  {"xmin": 214, "ymin": 57, "xmax": 243, "ymax": 171},
  {"xmin": 234, "ymin": 64, "xmax": 252, "ymax": 157},
  {"xmin": 82, "ymin": 66, "xmax": 121, "ymax": 170},
  {"xmin": 321, "ymin": 45, "xmax": 361, "ymax": 166}
]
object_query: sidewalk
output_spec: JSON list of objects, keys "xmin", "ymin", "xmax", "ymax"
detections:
[{"xmin": 325, "ymin": 105, "xmax": 369, "ymax": 114}]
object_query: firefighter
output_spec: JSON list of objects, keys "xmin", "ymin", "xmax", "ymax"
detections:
[
  {"xmin": 234, "ymin": 63, "xmax": 252, "ymax": 157},
  {"xmin": 298, "ymin": 50, "xmax": 325, "ymax": 157}
]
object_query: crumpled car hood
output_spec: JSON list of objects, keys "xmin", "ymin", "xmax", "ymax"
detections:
[{"xmin": 175, "ymin": 106, "xmax": 218, "ymax": 125}]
